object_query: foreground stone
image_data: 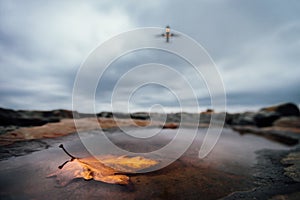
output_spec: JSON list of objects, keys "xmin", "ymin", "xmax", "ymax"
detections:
[{"xmin": 282, "ymin": 151, "xmax": 300, "ymax": 182}]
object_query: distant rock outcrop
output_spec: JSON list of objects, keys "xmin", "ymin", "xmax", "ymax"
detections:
[
  {"xmin": 1, "ymin": 102, "xmax": 299, "ymax": 129},
  {"xmin": 228, "ymin": 102, "xmax": 300, "ymax": 127},
  {"xmin": 254, "ymin": 103, "xmax": 300, "ymax": 127},
  {"xmin": 130, "ymin": 112, "xmax": 150, "ymax": 120},
  {"xmin": 0, "ymin": 108, "xmax": 76, "ymax": 127},
  {"xmin": 229, "ymin": 112, "xmax": 256, "ymax": 126},
  {"xmin": 253, "ymin": 111, "xmax": 281, "ymax": 127},
  {"xmin": 260, "ymin": 102, "xmax": 300, "ymax": 116},
  {"xmin": 161, "ymin": 123, "xmax": 179, "ymax": 129}
]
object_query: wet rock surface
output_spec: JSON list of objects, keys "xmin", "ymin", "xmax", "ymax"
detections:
[
  {"xmin": 0, "ymin": 134, "xmax": 78, "ymax": 161},
  {"xmin": 231, "ymin": 125, "xmax": 299, "ymax": 146},
  {"xmin": 282, "ymin": 150, "xmax": 300, "ymax": 182},
  {"xmin": 224, "ymin": 148, "xmax": 300, "ymax": 200}
]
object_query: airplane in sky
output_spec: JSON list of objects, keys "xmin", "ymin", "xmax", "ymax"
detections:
[{"xmin": 157, "ymin": 25, "xmax": 179, "ymax": 43}]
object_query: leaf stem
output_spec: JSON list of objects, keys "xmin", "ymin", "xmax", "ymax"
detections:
[
  {"xmin": 58, "ymin": 160, "xmax": 70, "ymax": 169},
  {"xmin": 59, "ymin": 144, "xmax": 76, "ymax": 160}
]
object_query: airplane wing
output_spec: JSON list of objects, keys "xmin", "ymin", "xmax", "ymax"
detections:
[
  {"xmin": 170, "ymin": 33, "xmax": 179, "ymax": 37},
  {"xmin": 155, "ymin": 33, "xmax": 165, "ymax": 37}
]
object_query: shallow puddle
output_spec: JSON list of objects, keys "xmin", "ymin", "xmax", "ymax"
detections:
[{"xmin": 0, "ymin": 128, "xmax": 292, "ymax": 199}]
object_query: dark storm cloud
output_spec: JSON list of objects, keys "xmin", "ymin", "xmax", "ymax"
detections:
[
  {"xmin": 0, "ymin": 0, "xmax": 133, "ymax": 110},
  {"xmin": 0, "ymin": 0, "xmax": 299, "ymax": 112}
]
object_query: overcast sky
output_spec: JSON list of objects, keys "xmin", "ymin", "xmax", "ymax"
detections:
[{"xmin": 0, "ymin": 0, "xmax": 299, "ymax": 113}]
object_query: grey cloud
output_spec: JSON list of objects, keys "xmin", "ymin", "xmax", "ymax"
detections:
[{"xmin": 0, "ymin": 0, "xmax": 299, "ymax": 112}]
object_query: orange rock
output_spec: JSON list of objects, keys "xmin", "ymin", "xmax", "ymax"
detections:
[{"xmin": 162, "ymin": 123, "xmax": 179, "ymax": 129}]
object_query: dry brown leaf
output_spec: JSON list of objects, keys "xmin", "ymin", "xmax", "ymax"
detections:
[
  {"xmin": 100, "ymin": 155, "xmax": 159, "ymax": 173},
  {"xmin": 47, "ymin": 144, "xmax": 158, "ymax": 186}
]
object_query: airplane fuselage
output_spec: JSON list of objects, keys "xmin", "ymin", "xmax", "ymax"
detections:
[
  {"xmin": 159, "ymin": 26, "xmax": 176, "ymax": 43},
  {"xmin": 165, "ymin": 27, "xmax": 171, "ymax": 42}
]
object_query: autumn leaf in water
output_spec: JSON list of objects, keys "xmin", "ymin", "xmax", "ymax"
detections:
[
  {"xmin": 100, "ymin": 155, "xmax": 159, "ymax": 173},
  {"xmin": 47, "ymin": 144, "xmax": 158, "ymax": 186}
]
